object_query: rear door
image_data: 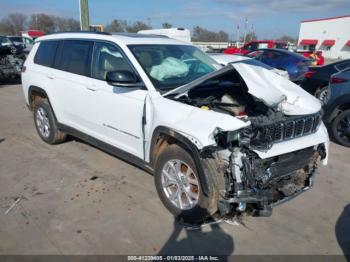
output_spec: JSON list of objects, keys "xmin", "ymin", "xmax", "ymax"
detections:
[{"xmin": 48, "ymin": 39, "xmax": 94, "ymax": 132}]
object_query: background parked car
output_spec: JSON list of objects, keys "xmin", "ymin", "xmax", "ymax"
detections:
[
  {"xmin": 0, "ymin": 35, "xmax": 24, "ymax": 55},
  {"xmin": 0, "ymin": 36, "xmax": 25, "ymax": 80},
  {"xmin": 8, "ymin": 36, "xmax": 34, "ymax": 53},
  {"xmin": 301, "ymin": 59, "xmax": 350, "ymax": 100},
  {"xmin": 209, "ymin": 53, "xmax": 290, "ymax": 79},
  {"xmin": 223, "ymin": 40, "xmax": 287, "ymax": 55},
  {"xmin": 323, "ymin": 68, "xmax": 350, "ymax": 147},
  {"xmin": 247, "ymin": 48, "xmax": 311, "ymax": 83},
  {"xmin": 296, "ymin": 50, "xmax": 325, "ymax": 66}
]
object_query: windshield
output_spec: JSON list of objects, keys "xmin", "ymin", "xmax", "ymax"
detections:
[{"xmin": 128, "ymin": 44, "xmax": 221, "ymax": 90}]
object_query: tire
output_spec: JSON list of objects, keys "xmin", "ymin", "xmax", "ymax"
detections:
[
  {"xmin": 154, "ymin": 144, "xmax": 218, "ymax": 224},
  {"xmin": 33, "ymin": 100, "xmax": 66, "ymax": 144},
  {"xmin": 315, "ymin": 86, "xmax": 328, "ymax": 101},
  {"xmin": 331, "ymin": 109, "xmax": 350, "ymax": 147}
]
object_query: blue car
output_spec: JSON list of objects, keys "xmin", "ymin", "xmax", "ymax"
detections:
[{"xmin": 247, "ymin": 48, "xmax": 312, "ymax": 82}]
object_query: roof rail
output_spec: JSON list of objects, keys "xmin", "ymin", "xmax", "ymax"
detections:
[
  {"xmin": 47, "ymin": 31, "xmax": 111, "ymax": 36},
  {"xmin": 111, "ymin": 32, "xmax": 169, "ymax": 38}
]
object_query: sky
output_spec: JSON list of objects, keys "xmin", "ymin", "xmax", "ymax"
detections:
[{"xmin": 1, "ymin": 0, "xmax": 350, "ymax": 39}]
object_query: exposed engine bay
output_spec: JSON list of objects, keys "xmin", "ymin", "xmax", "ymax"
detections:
[{"xmin": 168, "ymin": 67, "xmax": 326, "ymax": 218}]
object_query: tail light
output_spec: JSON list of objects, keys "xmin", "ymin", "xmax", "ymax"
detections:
[
  {"xmin": 21, "ymin": 65, "xmax": 26, "ymax": 73},
  {"xmin": 304, "ymin": 71, "xmax": 315, "ymax": 78},
  {"xmin": 330, "ymin": 77, "xmax": 348, "ymax": 84}
]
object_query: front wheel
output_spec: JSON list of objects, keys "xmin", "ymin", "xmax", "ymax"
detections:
[
  {"xmin": 154, "ymin": 144, "xmax": 217, "ymax": 224},
  {"xmin": 331, "ymin": 109, "xmax": 350, "ymax": 147}
]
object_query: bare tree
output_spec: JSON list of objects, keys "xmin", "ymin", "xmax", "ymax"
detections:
[
  {"xmin": 162, "ymin": 22, "xmax": 172, "ymax": 29},
  {"xmin": 192, "ymin": 26, "xmax": 229, "ymax": 42},
  {"xmin": 0, "ymin": 13, "xmax": 27, "ymax": 35},
  {"xmin": 105, "ymin": 19, "xmax": 127, "ymax": 32},
  {"xmin": 54, "ymin": 17, "xmax": 80, "ymax": 32},
  {"xmin": 241, "ymin": 32, "xmax": 257, "ymax": 42},
  {"xmin": 126, "ymin": 21, "xmax": 152, "ymax": 33},
  {"xmin": 29, "ymin": 13, "xmax": 55, "ymax": 33},
  {"xmin": 279, "ymin": 35, "xmax": 297, "ymax": 44}
]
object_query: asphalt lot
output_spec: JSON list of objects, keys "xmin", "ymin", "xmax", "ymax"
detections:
[{"xmin": 0, "ymin": 83, "xmax": 349, "ymax": 257}]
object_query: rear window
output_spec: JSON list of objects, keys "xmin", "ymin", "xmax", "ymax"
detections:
[
  {"xmin": 34, "ymin": 41, "xmax": 59, "ymax": 67},
  {"xmin": 58, "ymin": 40, "xmax": 92, "ymax": 76}
]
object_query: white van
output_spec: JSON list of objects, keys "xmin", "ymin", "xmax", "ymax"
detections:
[{"xmin": 138, "ymin": 28, "xmax": 191, "ymax": 43}]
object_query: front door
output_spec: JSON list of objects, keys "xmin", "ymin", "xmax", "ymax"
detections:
[{"xmin": 84, "ymin": 41, "xmax": 147, "ymax": 159}]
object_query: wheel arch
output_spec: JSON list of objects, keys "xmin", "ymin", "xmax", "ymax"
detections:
[
  {"xmin": 149, "ymin": 126, "xmax": 210, "ymax": 196},
  {"xmin": 28, "ymin": 85, "xmax": 48, "ymax": 109},
  {"xmin": 28, "ymin": 85, "xmax": 59, "ymax": 120}
]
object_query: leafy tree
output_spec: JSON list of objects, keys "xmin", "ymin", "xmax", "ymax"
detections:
[{"xmin": 162, "ymin": 22, "xmax": 172, "ymax": 29}]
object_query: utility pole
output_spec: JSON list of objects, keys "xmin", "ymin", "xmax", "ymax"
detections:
[
  {"xmin": 243, "ymin": 18, "xmax": 248, "ymax": 44},
  {"xmin": 236, "ymin": 24, "xmax": 240, "ymax": 47},
  {"xmin": 79, "ymin": 0, "xmax": 90, "ymax": 31}
]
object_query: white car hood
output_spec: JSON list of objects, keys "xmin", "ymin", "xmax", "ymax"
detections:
[{"xmin": 164, "ymin": 62, "xmax": 321, "ymax": 115}]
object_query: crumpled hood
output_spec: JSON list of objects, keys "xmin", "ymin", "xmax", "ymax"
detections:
[
  {"xmin": 231, "ymin": 60, "xmax": 321, "ymax": 115},
  {"xmin": 164, "ymin": 62, "xmax": 321, "ymax": 115}
]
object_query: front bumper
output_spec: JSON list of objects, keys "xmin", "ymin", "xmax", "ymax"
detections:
[
  {"xmin": 252, "ymin": 122, "xmax": 329, "ymax": 165},
  {"xmin": 218, "ymin": 142, "xmax": 327, "ymax": 217}
]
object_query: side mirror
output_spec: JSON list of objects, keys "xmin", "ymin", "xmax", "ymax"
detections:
[{"xmin": 106, "ymin": 70, "xmax": 144, "ymax": 88}]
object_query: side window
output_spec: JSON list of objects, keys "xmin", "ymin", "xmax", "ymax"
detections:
[
  {"xmin": 24, "ymin": 38, "xmax": 33, "ymax": 45},
  {"xmin": 34, "ymin": 41, "xmax": 59, "ymax": 67},
  {"xmin": 91, "ymin": 42, "xmax": 134, "ymax": 80},
  {"xmin": 58, "ymin": 40, "xmax": 93, "ymax": 76}
]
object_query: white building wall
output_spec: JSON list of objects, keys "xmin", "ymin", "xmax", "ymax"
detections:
[{"xmin": 298, "ymin": 16, "xmax": 350, "ymax": 60}]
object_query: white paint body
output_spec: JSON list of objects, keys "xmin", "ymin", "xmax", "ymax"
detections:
[
  {"xmin": 298, "ymin": 16, "xmax": 350, "ymax": 59},
  {"xmin": 21, "ymin": 33, "xmax": 329, "ymax": 167}
]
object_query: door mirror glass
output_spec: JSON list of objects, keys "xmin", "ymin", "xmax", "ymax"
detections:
[{"xmin": 106, "ymin": 70, "xmax": 143, "ymax": 87}]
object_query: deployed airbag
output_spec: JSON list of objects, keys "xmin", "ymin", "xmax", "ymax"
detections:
[{"xmin": 150, "ymin": 57, "xmax": 189, "ymax": 81}]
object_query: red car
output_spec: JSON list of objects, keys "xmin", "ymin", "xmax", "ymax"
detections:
[
  {"xmin": 296, "ymin": 50, "xmax": 324, "ymax": 66},
  {"xmin": 224, "ymin": 40, "xmax": 287, "ymax": 55}
]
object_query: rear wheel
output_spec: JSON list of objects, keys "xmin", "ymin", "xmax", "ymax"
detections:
[
  {"xmin": 34, "ymin": 100, "xmax": 66, "ymax": 144},
  {"xmin": 154, "ymin": 144, "xmax": 217, "ymax": 224},
  {"xmin": 331, "ymin": 109, "xmax": 350, "ymax": 147}
]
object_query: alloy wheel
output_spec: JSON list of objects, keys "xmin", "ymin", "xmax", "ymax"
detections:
[
  {"xmin": 36, "ymin": 107, "xmax": 51, "ymax": 138},
  {"xmin": 161, "ymin": 159, "xmax": 199, "ymax": 210}
]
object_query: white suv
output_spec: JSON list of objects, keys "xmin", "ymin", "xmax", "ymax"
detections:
[{"xmin": 22, "ymin": 32, "xmax": 329, "ymax": 224}]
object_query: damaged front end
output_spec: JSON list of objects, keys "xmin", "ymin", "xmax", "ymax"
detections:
[
  {"xmin": 165, "ymin": 63, "xmax": 329, "ymax": 218},
  {"xmin": 202, "ymin": 139, "xmax": 326, "ymax": 218}
]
